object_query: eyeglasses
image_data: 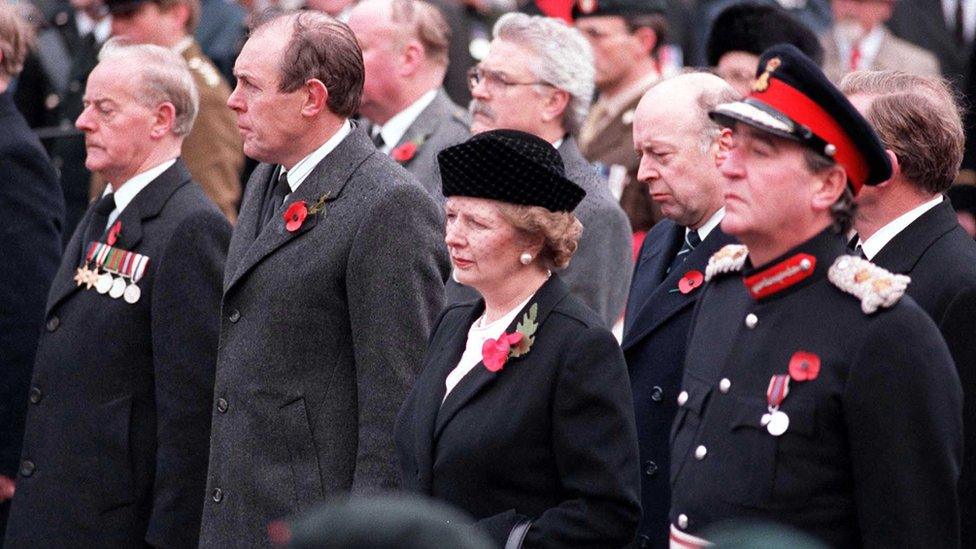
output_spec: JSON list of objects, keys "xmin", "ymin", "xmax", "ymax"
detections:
[{"xmin": 467, "ymin": 66, "xmax": 553, "ymax": 93}]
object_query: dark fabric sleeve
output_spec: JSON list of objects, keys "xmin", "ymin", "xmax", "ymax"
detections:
[
  {"xmin": 845, "ymin": 308, "xmax": 963, "ymax": 548},
  {"xmin": 146, "ymin": 210, "xmax": 230, "ymax": 548}
]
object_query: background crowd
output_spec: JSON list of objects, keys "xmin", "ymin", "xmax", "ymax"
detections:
[{"xmin": 1, "ymin": 0, "xmax": 976, "ymax": 547}]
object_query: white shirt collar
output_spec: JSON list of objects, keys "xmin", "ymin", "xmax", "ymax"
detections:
[
  {"xmin": 692, "ymin": 207, "xmax": 725, "ymax": 241},
  {"xmin": 834, "ymin": 24, "xmax": 885, "ymax": 71},
  {"xmin": 373, "ymin": 89, "xmax": 438, "ymax": 155},
  {"xmin": 103, "ymin": 159, "xmax": 176, "ymax": 229},
  {"xmin": 76, "ymin": 11, "xmax": 112, "ymax": 43},
  {"xmin": 860, "ymin": 195, "xmax": 944, "ymax": 260},
  {"xmin": 282, "ymin": 119, "xmax": 353, "ymax": 193}
]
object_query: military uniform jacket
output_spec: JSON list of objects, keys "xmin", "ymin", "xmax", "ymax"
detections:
[
  {"xmin": 3, "ymin": 161, "xmax": 230, "ymax": 549},
  {"xmin": 396, "ymin": 274, "xmax": 642, "ymax": 548},
  {"xmin": 621, "ymin": 219, "xmax": 735, "ymax": 548},
  {"xmin": 869, "ymin": 199, "xmax": 976, "ymax": 547},
  {"xmin": 200, "ymin": 125, "xmax": 450, "ymax": 547},
  {"xmin": 670, "ymin": 230, "xmax": 963, "ymax": 547}
]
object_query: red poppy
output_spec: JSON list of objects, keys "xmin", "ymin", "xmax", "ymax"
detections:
[
  {"xmin": 789, "ymin": 350, "xmax": 821, "ymax": 382},
  {"xmin": 106, "ymin": 221, "xmax": 122, "ymax": 246},
  {"xmin": 482, "ymin": 331, "xmax": 524, "ymax": 372},
  {"xmin": 283, "ymin": 200, "xmax": 309, "ymax": 232},
  {"xmin": 391, "ymin": 142, "xmax": 418, "ymax": 163},
  {"xmin": 678, "ymin": 269, "xmax": 704, "ymax": 294}
]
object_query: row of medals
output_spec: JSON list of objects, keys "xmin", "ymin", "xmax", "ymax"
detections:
[{"xmin": 75, "ymin": 264, "xmax": 142, "ymax": 304}]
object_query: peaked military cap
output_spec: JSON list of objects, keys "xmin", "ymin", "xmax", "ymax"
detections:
[
  {"xmin": 709, "ymin": 44, "xmax": 892, "ymax": 195},
  {"xmin": 438, "ymin": 129, "xmax": 586, "ymax": 212},
  {"xmin": 706, "ymin": 3, "xmax": 824, "ymax": 67},
  {"xmin": 572, "ymin": 0, "xmax": 666, "ymax": 19}
]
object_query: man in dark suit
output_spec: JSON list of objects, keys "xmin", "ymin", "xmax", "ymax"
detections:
[
  {"xmin": 455, "ymin": 12, "xmax": 632, "ymax": 328},
  {"xmin": 349, "ymin": 0, "xmax": 470, "ymax": 202},
  {"xmin": 888, "ymin": 0, "xmax": 972, "ymax": 85},
  {"xmin": 0, "ymin": 6, "xmax": 64, "ymax": 537},
  {"xmin": 4, "ymin": 40, "xmax": 230, "ymax": 548},
  {"xmin": 842, "ymin": 70, "xmax": 976, "ymax": 547},
  {"xmin": 200, "ymin": 11, "xmax": 449, "ymax": 546},
  {"xmin": 623, "ymin": 72, "xmax": 738, "ymax": 549}
]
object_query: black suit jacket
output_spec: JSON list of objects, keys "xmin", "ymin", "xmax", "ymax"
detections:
[
  {"xmin": 396, "ymin": 275, "xmax": 641, "ymax": 548},
  {"xmin": 621, "ymin": 219, "xmax": 735, "ymax": 548},
  {"xmin": 3, "ymin": 161, "xmax": 230, "ymax": 548},
  {"xmin": 0, "ymin": 90, "xmax": 62, "ymax": 537},
  {"xmin": 869, "ymin": 198, "xmax": 976, "ymax": 547}
]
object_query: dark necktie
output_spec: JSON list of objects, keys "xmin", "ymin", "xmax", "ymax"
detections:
[
  {"xmin": 371, "ymin": 130, "xmax": 385, "ymax": 149},
  {"xmin": 667, "ymin": 229, "xmax": 701, "ymax": 275},
  {"xmin": 854, "ymin": 243, "xmax": 867, "ymax": 259},
  {"xmin": 79, "ymin": 193, "xmax": 116, "ymax": 264},
  {"xmin": 260, "ymin": 169, "xmax": 291, "ymax": 229}
]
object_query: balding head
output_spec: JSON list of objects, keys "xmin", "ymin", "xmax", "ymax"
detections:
[{"xmin": 633, "ymin": 72, "xmax": 739, "ymax": 228}]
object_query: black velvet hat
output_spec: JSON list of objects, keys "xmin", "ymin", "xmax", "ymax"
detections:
[
  {"xmin": 438, "ymin": 130, "xmax": 586, "ymax": 212},
  {"xmin": 709, "ymin": 44, "xmax": 892, "ymax": 195},
  {"xmin": 572, "ymin": 0, "xmax": 666, "ymax": 19},
  {"xmin": 705, "ymin": 3, "xmax": 824, "ymax": 67}
]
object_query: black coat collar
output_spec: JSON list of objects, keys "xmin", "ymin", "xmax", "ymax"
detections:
[{"xmin": 871, "ymin": 198, "xmax": 961, "ymax": 274}]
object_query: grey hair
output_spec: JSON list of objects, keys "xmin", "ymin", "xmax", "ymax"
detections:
[
  {"xmin": 692, "ymin": 75, "xmax": 739, "ymax": 154},
  {"xmin": 493, "ymin": 12, "xmax": 594, "ymax": 137},
  {"xmin": 98, "ymin": 38, "xmax": 199, "ymax": 137}
]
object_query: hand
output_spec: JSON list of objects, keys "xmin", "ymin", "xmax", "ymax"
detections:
[{"xmin": 0, "ymin": 475, "xmax": 15, "ymax": 501}]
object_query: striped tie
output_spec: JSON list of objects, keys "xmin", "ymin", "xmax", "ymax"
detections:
[{"xmin": 667, "ymin": 229, "xmax": 701, "ymax": 275}]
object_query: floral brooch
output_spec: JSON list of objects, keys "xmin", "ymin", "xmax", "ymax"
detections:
[
  {"xmin": 283, "ymin": 192, "xmax": 332, "ymax": 232},
  {"xmin": 482, "ymin": 303, "xmax": 539, "ymax": 372}
]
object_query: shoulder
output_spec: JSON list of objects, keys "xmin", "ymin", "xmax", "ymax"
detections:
[
  {"xmin": 162, "ymin": 180, "xmax": 232, "ymax": 234},
  {"xmin": 884, "ymin": 29, "xmax": 941, "ymax": 70},
  {"xmin": 704, "ymin": 244, "xmax": 749, "ymax": 281},
  {"xmin": 184, "ymin": 50, "xmax": 227, "ymax": 92},
  {"xmin": 827, "ymin": 255, "xmax": 911, "ymax": 314},
  {"xmin": 548, "ymin": 291, "xmax": 611, "ymax": 332}
]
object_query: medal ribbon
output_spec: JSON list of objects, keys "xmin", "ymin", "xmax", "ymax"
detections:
[{"xmin": 766, "ymin": 374, "xmax": 790, "ymax": 409}]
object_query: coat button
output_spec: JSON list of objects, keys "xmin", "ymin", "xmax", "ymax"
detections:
[
  {"xmin": 677, "ymin": 513, "xmax": 689, "ymax": 529},
  {"xmin": 677, "ymin": 390, "xmax": 689, "ymax": 406},
  {"xmin": 650, "ymin": 386, "xmax": 663, "ymax": 402},
  {"xmin": 20, "ymin": 460, "xmax": 35, "ymax": 477},
  {"xmin": 216, "ymin": 398, "xmax": 228, "ymax": 413},
  {"xmin": 695, "ymin": 445, "xmax": 707, "ymax": 460},
  {"xmin": 46, "ymin": 316, "xmax": 60, "ymax": 332},
  {"xmin": 212, "ymin": 488, "xmax": 223, "ymax": 502},
  {"xmin": 637, "ymin": 535, "xmax": 651, "ymax": 548},
  {"xmin": 719, "ymin": 378, "xmax": 731, "ymax": 393},
  {"xmin": 644, "ymin": 460, "xmax": 658, "ymax": 477},
  {"xmin": 745, "ymin": 313, "xmax": 758, "ymax": 329},
  {"xmin": 228, "ymin": 309, "xmax": 241, "ymax": 323},
  {"xmin": 28, "ymin": 387, "xmax": 42, "ymax": 404}
]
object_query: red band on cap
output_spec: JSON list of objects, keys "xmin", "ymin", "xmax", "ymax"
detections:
[{"xmin": 750, "ymin": 79, "xmax": 868, "ymax": 194}]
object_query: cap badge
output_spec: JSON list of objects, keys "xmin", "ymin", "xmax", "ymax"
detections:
[
  {"xmin": 752, "ymin": 57, "xmax": 782, "ymax": 93},
  {"xmin": 577, "ymin": 0, "xmax": 597, "ymax": 14}
]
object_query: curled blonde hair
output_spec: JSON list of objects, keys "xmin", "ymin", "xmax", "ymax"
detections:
[{"xmin": 495, "ymin": 203, "xmax": 583, "ymax": 269}]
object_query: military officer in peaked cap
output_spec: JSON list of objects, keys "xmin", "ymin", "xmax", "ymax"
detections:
[{"xmin": 668, "ymin": 44, "xmax": 963, "ymax": 547}]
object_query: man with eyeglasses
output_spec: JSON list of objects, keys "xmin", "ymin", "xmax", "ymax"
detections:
[
  {"xmin": 451, "ymin": 12, "xmax": 632, "ymax": 330},
  {"xmin": 574, "ymin": 0, "xmax": 669, "ymax": 245}
]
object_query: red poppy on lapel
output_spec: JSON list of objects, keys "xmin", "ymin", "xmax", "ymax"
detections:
[
  {"xmin": 789, "ymin": 350, "xmax": 821, "ymax": 382},
  {"xmin": 283, "ymin": 201, "xmax": 309, "ymax": 232},
  {"xmin": 678, "ymin": 270, "xmax": 704, "ymax": 294},
  {"xmin": 106, "ymin": 221, "xmax": 122, "ymax": 246},
  {"xmin": 482, "ymin": 331, "xmax": 524, "ymax": 372},
  {"xmin": 391, "ymin": 141, "xmax": 418, "ymax": 163}
]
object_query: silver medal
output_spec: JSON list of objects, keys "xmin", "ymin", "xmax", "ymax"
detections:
[
  {"xmin": 109, "ymin": 277, "xmax": 126, "ymax": 299},
  {"xmin": 95, "ymin": 272, "xmax": 113, "ymax": 294},
  {"xmin": 766, "ymin": 410, "xmax": 790, "ymax": 436},
  {"xmin": 123, "ymin": 283, "xmax": 141, "ymax": 304}
]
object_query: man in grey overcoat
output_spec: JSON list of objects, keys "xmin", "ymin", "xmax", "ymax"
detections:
[{"xmin": 199, "ymin": 10, "xmax": 450, "ymax": 547}]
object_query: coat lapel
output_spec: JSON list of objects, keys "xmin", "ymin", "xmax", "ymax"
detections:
[
  {"xmin": 224, "ymin": 125, "xmax": 376, "ymax": 293},
  {"xmin": 391, "ymin": 90, "xmax": 452, "ymax": 168},
  {"xmin": 223, "ymin": 163, "xmax": 274, "ymax": 289},
  {"xmin": 45, "ymin": 160, "xmax": 191, "ymax": 313},
  {"xmin": 432, "ymin": 275, "xmax": 571, "ymax": 441},
  {"xmin": 623, "ymin": 221, "xmax": 683, "ymax": 334},
  {"xmin": 871, "ymin": 199, "xmax": 960, "ymax": 274},
  {"xmin": 621, "ymin": 226, "xmax": 735, "ymax": 351}
]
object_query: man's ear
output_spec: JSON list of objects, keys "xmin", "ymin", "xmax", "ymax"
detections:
[
  {"xmin": 873, "ymin": 149, "xmax": 900, "ymax": 189},
  {"xmin": 150, "ymin": 102, "xmax": 177, "ymax": 139},
  {"xmin": 301, "ymin": 78, "xmax": 329, "ymax": 117},
  {"xmin": 810, "ymin": 163, "xmax": 848, "ymax": 212},
  {"xmin": 631, "ymin": 26, "xmax": 657, "ymax": 58},
  {"xmin": 713, "ymin": 127, "xmax": 733, "ymax": 167},
  {"xmin": 540, "ymin": 88, "xmax": 570, "ymax": 125},
  {"xmin": 399, "ymin": 40, "xmax": 425, "ymax": 77}
]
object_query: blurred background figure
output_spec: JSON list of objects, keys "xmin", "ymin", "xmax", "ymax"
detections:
[
  {"xmin": 0, "ymin": 3, "xmax": 63, "ymax": 538},
  {"xmin": 705, "ymin": 2, "xmax": 824, "ymax": 97},
  {"xmin": 574, "ymin": 0, "xmax": 668, "ymax": 253},
  {"xmin": 949, "ymin": 184, "xmax": 976, "ymax": 237},
  {"xmin": 822, "ymin": 0, "xmax": 939, "ymax": 83},
  {"xmin": 13, "ymin": 0, "xmax": 109, "ymax": 246},
  {"xmin": 195, "ymin": 0, "xmax": 245, "ymax": 83},
  {"xmin": 272, "ymin": 495, "xmax": 494, "ymax": 549},
  {"xmin": 349, "ymin": 0, "xmax": 470, "ymax": 201},
  {"xmin": 106, "ymin": 0, "xmax": 244, "ymax": 222},
  {"xmin": 888, "ymin": 0, "xmax": 974, "ymax": 86},
  {"xmin": 458, "ymin": 12, "xmax": 632, "ymax": 328}
]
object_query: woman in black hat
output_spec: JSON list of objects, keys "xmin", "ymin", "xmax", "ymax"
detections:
[{"xmin": 395, "ymin": 129, "xmax": 641, "ymax": 548}]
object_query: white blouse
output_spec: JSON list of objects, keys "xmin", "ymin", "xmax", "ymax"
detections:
[{"xmin": 443, "ymin": 294, "xmax": 534, "ymax": 401}]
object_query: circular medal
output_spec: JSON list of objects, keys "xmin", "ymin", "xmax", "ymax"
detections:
[
  {"xmin": 95, "ymin": 273, "xmax": 113, "ymax": 294},
  {"xmin": 109, "ymin": 277, "xmax": 126, "ymax": 299},
  {"xmin": 766, "ymin": 410, "xmax": 790, "ymax": 436},
  {"xmin": 123, "ymin": 283, "xmax": 141, "ymax": 304}
]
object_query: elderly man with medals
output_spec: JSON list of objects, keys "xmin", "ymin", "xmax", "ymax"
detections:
[{"xmin": 668, "ymin": 45, "xmax": 963, "ymax": 547}]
